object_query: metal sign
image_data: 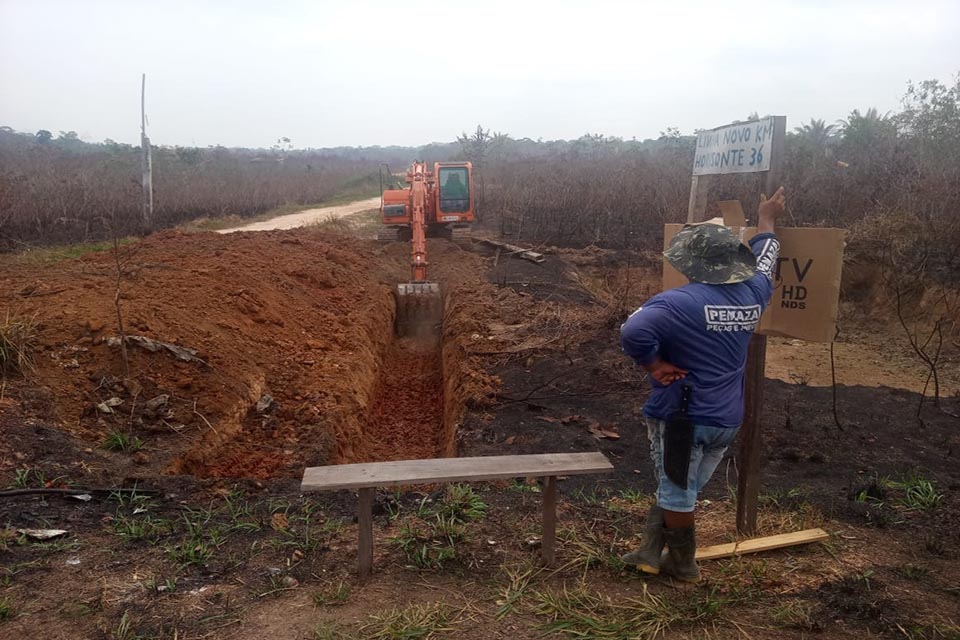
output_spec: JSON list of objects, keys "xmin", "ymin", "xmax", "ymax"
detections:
[{"xmin": 692, "ymin": 117, "xmax": 776, "ymax": 176}]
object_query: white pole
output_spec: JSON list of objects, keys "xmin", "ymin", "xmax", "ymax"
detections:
[{"xmin": 141, "ymin": 73, "xmax": 153, "ymax": 226}]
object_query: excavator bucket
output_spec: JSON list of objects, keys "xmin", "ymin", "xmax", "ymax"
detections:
[{"xmin": 395, "ymin": 282, "xmax": 442, "ymax": 338}]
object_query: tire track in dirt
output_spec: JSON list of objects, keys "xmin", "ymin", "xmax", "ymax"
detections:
[{"xmin": 216, "ymin": 197, "xmax": 381, "ymax": 233}]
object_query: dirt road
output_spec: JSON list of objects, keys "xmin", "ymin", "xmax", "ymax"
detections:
[{"xmin": 216, "ymin": 196, "xmax": 381, "ymax": 233}]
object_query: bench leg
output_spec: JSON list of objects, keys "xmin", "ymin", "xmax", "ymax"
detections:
[
  {"xmin": 358, "ymin": 488, "xmax": 374, "ymax": 579},
  {"xmin": 542, "ymin": 475, "xmax": 557, "ymax": 567}
]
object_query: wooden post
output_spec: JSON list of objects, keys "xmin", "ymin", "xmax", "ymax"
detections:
[
  {"xmin": 687, "ymin": 175, "xmax": 712, "ymax": 222},
  {"xmin": 541, "ymin": 475, "xmax": 557, "ymax": 566},
  {"xmin": 140, "ymin": 73, "xmax": 153, "ymax": 227},
  {"xmin": 358, "ymin": 488, "xmax": 374, "ymax": 579},
  {"xmin": 735, "ymin": 115, "xmax": 786, "ymax": 535},
  {"xmin": 736, "ymin": 334, "xmax": 767, "ymax": 534}
]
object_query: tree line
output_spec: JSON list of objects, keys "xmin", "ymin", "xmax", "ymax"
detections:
[{"xmin": 2, "ymin": 75, "xmax": 957, "ymax": 286}]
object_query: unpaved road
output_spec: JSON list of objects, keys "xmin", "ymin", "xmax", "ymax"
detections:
[{"xmin": 216, "ymin": 196, "xmax": 381, "ymax": 233}]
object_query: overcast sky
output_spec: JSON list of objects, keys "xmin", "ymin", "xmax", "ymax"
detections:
[{"xmin": 1, "ymin": 0, "xmax": 957, "ymax": 149}]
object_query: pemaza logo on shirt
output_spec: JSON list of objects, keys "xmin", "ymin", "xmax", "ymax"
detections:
[{"xmin": 704, "ymin": 305, "xmax": 761, "ymax": 332}]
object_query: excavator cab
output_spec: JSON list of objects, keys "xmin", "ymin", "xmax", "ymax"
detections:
[{"xmin": 437, "ymin": 166, "xmax": 470, "ymax": 213}]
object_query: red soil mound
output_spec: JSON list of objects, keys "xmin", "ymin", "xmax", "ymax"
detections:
[{"xmin": 2, "ymin": 229, "xmax": 395, "ymax": 478}]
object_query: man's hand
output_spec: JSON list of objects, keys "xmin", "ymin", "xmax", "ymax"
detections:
[
  {"xmin": 758, "ymin": 186, "xmax": 786, "ymax": 234},
  {"xmin": 645, "ymin": 359, "xmax": 688, "ymax": 385}
]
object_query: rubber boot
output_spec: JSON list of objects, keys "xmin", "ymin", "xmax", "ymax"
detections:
[
  {"xmin": 660, "ymin": 525, "xmax": 700, "ymax": 583},
  {"xmin": 620, "ymin": 505, "xmax": 664, "ymax": 574}
]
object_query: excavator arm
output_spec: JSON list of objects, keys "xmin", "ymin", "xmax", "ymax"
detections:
[
  {"xmin": 409, "ymin": 162, "xmax": 429, "ymax": 282},
  {"xmin": 395, "ymin": 161, "xmax": 441, "ymax": 336}
]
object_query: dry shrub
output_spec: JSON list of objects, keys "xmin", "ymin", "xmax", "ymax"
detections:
[
  {"xmin": 0, "ymin": 130, "xmax": 376, "ymax": 249},
  {"xmin": 0, "ymin": 310, "xmax": 38, "ymax": 379}
]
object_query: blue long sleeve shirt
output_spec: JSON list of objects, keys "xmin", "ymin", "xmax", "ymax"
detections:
[{"xmin": 620, "ymin": 233, "xmax": 780, "ymax": 427}]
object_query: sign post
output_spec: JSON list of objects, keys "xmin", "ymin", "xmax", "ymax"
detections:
[
  {"xmin": 737, "ymin": 117, "xmax": 785, "ymax": 535},
  {"xmin": 683, "ymin": 116, "xmax": 786, "ymax": 535}
]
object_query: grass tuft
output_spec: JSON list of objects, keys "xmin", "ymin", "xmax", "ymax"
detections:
[
  {"xmin": 532, "ymin": 583, "xmax": 682, "ymax": 639},
  {"xmin": 361, "ymin": 601, "xmax": 464, "ymax": 640},
  {"xmin": 773, "ymin": 599, "xmax": 819, "ymax": 631},
  {"xmin": 113, "ymin": 514, "xmax": 169, "ymax": 542},
  {"xmin": 101, "ymin": 431, "xmax": 144, "ymax": 453},
  {"xmin": 890, "ymin": 473, "xmax": 943, "ymax": 511},
  {"xmin": 313, "ymin": 581, "xmax": 351, "ymax": 607},
  {"xmin": 313, "ymin": 621, "xmax": 356, "ymax": 640},
  {"xmin": 0, "ymin": 310, "xmax": 38, "ymax": 379},
  {"xmin": 0, "ymin": 597, "xmax": 13, "ymax": 620}
]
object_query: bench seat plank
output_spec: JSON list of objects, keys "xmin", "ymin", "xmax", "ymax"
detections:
[{"xmin": 301, "ymin": 452, "xmax": 613, "ymax": 491}]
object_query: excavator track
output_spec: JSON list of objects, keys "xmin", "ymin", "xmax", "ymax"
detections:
[
  {"xmin": 377, "ymin": 227, "xmax": 404, "ymax": 243},
  {"xmin": 449, "ymin": 225, "xmax": 473, "ymax": 240}
]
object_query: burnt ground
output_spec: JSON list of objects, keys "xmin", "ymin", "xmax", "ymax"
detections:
[{"xmin": 1, "ymin": 230, "xmax": 959, "ymax": 639}]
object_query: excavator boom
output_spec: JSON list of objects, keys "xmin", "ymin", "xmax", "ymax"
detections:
[{"xmin": 395, "ymin": 162, "xmax": 441, "ymax": 337}]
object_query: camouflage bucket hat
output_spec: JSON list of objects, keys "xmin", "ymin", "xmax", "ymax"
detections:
[{"xmin": 664, "ymin": 223, "xmax": 757, "ymax": 285}]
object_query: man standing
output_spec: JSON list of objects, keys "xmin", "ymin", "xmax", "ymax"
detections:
[{"xmin": 619, "ymin": 187, "xmax": 786, "ymax": 582}]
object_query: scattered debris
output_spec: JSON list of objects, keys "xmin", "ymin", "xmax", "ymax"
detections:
[
  {"xmin": 587, "ymin": 421, "xmax": 620, "ymax": 440},
  {"xmin": 535, "ymin": 414, "xmax": 619, "ymax": 439},
  {"xmin": 145, "ymin": 394, "xmax": 170, "ymax": 413},
  {"xmin": 17, "ymin": 528, "xmax": 68, "ymax": 540},
  {"xmin": 480, "ymin": 237, "xmax": 546, "ymax": 263},
  {"xmin": 106, "ymin": 335, "xmax": 208, "ymax": 366},
  {"xmin": 256, "ymin": 393, "xmax": 274, "ymax": 414},
  {"xmin": 271, "ymin": 512, "xmax": 289, "ymax": 531}
]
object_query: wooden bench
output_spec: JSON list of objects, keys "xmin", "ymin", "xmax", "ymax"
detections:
[{"xmin": 301, "ymin": 452, "xmax": 614, "ymax": 578}]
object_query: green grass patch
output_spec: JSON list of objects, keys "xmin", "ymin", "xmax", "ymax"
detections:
[
  {"xmin": 113, "ymin": 513, "xmax": 170, "ymax": 542},
  {"xmin": 890, "ymin": 473, "xmax": 943, "ymax": 511},
  {"xmin": 101, "ymin": 431, "xmax": 144, "ymax": 453},
  {"xmin": 391, "ymin": 485, "xmax": 489, "ymax": 570},
  {"xmin": 14, "ymin": 238, "xmax": 137, "ymax": 264},
  {"xmin": 0, "ymin": 597, "xmax": 13, "ymax": 620}
]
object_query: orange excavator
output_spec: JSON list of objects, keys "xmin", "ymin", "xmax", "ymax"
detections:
[{"xmin": 380, "ymin": 161, "xmax": 474, "ymax": 335}]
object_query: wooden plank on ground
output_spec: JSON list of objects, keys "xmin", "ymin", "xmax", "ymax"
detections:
[
  {"xmin": 479, "ymin": 238, "xmax": 546, "ymax": 264},
  {"xmin": 695, "ymin": 528, "xmax": 829, "ymax": 561},
  {"xmin": 301, "ymin": 452, "xmax": 613, "ymax": 491}
]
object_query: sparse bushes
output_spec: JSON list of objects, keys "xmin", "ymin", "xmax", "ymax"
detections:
[
  {"xmin": 478, "ymin": 76, "xmax": 960, "ymax": 270},
  {"xmin": 0, "ymin": 130, "xmax": 377, "ymax": 249}
]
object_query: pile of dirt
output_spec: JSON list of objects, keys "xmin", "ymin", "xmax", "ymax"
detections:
[
  {"xmin": 2, "ymin": 230, "xmax": 396, "ymax": 479},
  {"xmin": 1, "ymin": 231, "xmax": 517, "ymax": 480}
]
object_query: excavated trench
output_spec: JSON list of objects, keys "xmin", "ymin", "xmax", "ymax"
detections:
[
  {"xmin": 358, "ymin": 336, "xmax": 447, "ymax": 462},
  {"xmin": 173, "ymin": 290, "xmax": 463, "ymax": 478},
  {"xmin": 345, "ymin": 291, "xmax": 462, "ymax": 463}
]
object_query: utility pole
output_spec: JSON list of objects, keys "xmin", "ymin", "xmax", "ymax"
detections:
[{"xmin": 141, "ymin": 73, "xmax": 153, "ymax": 227}]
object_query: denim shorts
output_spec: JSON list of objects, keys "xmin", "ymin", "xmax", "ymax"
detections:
[{"xmin": 646, "ymin": 417, "xmax": 739, "ymax": 513}]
